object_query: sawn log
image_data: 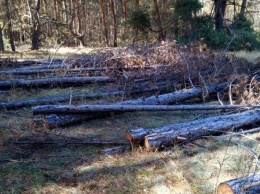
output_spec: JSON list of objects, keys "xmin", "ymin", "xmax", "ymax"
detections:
[
  {"xmin": 0, "ymin": 91, "xmax": 123, "ymax": 109},
  {"xmin": 217, "ymin": 172, "xmax": 260, "ymax": 194},
  {"xmin": 40, "ymin": 83, "xmax": 228, "ymax": 128},
  {"xmin": 141, "ymin": 110, "xmax": 260, "ymax": 150},
  {"xmin": 0, "ymin": 76, "xmax": 110, "ymax": 89},
  {"xmin": 120, "ymin": 82, "xmax": 227, "ymax": 105},
  {"xmin": 32, "ymin": 104, "xmax": 259, "ymax": 115}
]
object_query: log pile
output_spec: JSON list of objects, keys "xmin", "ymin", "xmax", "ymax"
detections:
[
  {"xmin": 33, "ymin": 83, "xmax": 229, "ymax": 128},
  {"xmin": 1, "ymin": 41, "xmax": 259, "ymax": 150},
  {"xmin": 1, "ymin": 41, "xmax": 259, "ymax": 193}
]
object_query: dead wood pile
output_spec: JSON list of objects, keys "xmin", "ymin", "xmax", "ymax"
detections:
[{"xmin": 1, "ymin": 41, "xmax": 259, "ymax": 151}]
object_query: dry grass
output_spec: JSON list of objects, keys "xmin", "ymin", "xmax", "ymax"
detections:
[
  {"xmin": 230, "ymin": 50, "xmax": 260, "ymax": 63},
  {"xmin": 0, "ymin": 47, "xmax": 95, "ymax": 59},
  {"xmin": 0, "ymin": 48, "xmax": 259, "ymax": 194}
]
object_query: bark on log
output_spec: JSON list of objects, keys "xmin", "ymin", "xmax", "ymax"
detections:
[
  {"xmin": 0, "ymin": 66, "xmax": 124, "ymax": 75},
  {"xmin": 1, "ymin": 68, "xmax": 61, "ymax": 75},
  {"xmin": 32, "ymin": 104, "xmax": 259, "ymax": 115},
  {"xmin": 126, "ymin": 109, "xmax": 260, "ymax": 144},
  {"xmin": 40, "ymin": 83, "xmax": 228, "ymax": 128},
  {"xmin": 120, "ymin": 82, "xmax": 227, "ymax": 105},
  {"xmin": 3, "ymin": 63, "xmax": 62, "ymax": 70},
  {"xmin": 0, "ymin": 76, "xmax": 110, "ymax": 89},
  {"xmin": 0, "ymin": 60, "xmax": 63, "ymax": 71},
  {"xmin": 5, "ymin": 139, "xmax": 127, "ymax": 146},
  {"xmin": 141, "ymin": 110, "xmax": 260, "ymax": 150},
  {"xmin": 217, "ymin": 172, "xmax": 260, "ymax": 194},
  {"xmin": 0, "ymin": 59, "xmax": 42, "ymax": 67},
  {"xmin": 99, "ymin": 145, "xmax": 131, "ymax": 155},
  {"xmin": 0, "ymin": 91, "xmax": 123, "ymax": 109},
  {"xmin": 42, "ymin": 113, "xmax": 107, "ymax": 129}
]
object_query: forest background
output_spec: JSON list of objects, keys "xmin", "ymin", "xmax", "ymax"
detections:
[
  {"xmin": 0, "ymin": 0, "xmax": 260, "ymax": 52},
  {"xmin": 1, "ymin": 1, "xmax": 260, "ymax": 193}
]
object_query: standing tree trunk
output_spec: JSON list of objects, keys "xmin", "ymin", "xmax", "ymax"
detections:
[
  {"xmin": 31, "ymin": 0, "xmax": 41, "ymax": 50},
  {"xmin": 239, "ymin": 0, "xmax": 247, "ymax": 18},
  {"xmin": 214, "ymin": 0, "xmax": 227, "ymax": 31},
  {"xmin": 110, "ymin": 0, "xmax": 117, "ymax": 47},
  {"xmin": 68, "ymin": 11, "xmax": 85, "ymax": 47},
  {"xmin": 132, "ymin": 0, "xmax": 140, "ymax": 43},
  {"xmin": 0, "ymin": 25, "xmax": 4, "ymax": 51},
  {"xmin": 153, "ymin": 0, "xmax": 166, "ymax": 41},
  {"xmin": 122, "ymin": 0, "xmax": 128, "ymax": 19},
  {"xmin": 5, "ymin": 0, "xmax": 15, "ymax": 51},
  {"xmin": 99, "ymin": 0, "xmax": 109, "ymax": 47}
]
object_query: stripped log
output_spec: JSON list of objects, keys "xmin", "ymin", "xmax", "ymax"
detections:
[
  {"xmin": 32, "ymin": 104, "xmax": 259, "ymax": 115},
  {"xmin": 142, "ymin": 110, "xmax": 260, "ymax": 150},
  {"xmin": 217, "ymin": 172, "xmax": 260, "ymax": 194},
  {"xmin": 0, "ymin": 76, "xmax": 110, "ymax": 89},
  {"xmin": 39, "ymin": 83, "xmax": 228, "ymax": 128}
]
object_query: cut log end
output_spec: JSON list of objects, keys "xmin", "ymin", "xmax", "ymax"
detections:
[
  {"xmin": 217, "ymin": 183, "xmax": 234, "ymax": 194},
  {"xmin": 126, "ymin": 131, "xmax": 133, "ymax": 142},
  {"xmin": 126, "ymin": 128, "xmax": 147, "ymax": 144},
  {"xmin": 217, "ymin": 173, "xmax": 260, "ymax": 194}
]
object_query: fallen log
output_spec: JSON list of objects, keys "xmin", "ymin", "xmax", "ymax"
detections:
[
  {"xmin": 0, "ymin": 59, "xmax": 42, "ymax": 67},
  {"xmin": 217, "ymin": 172, "xmax": 260, "ymax": 194},
  {"xmin": 99, "ymin": 145, "xmax": 132, "ymax": 155},
  {"xmin": 32, "ymin": 104, "xmax": 259, "ymax": 115},
  {"xmin": 0, "ymin": 76, "xmax": 110, "ymax": 89},
  {"xmin": 0, "ymin": 91, "xmax": 123, "ymax": 109},
  {"xmin": 0, "ymin": 66, "xmax": 122, "ymax": 75},
  {"xmin": 120, "ymin": 82, "xmax": 228, "ymax": 105},
  {"xmin": 42, "ymin": 113, "xmax": 106, "ymax": 129},
  {"xmin": 3, "ymin": 63, "xmax": 62, "ymax": 71},
  {"xmin": 5, "ymin": 139, "xmax": 127, "ymax": 146},
  {"xmin": 140, "ymin": 110, "xmax": 260, "ymax": 150},
  {"xmin": 40, "ymin": 83, "xmax": 228, "ymax": 128},
  {"xmin": 127, "ymin": 109, "xmax": 260, "ymax": 143}
]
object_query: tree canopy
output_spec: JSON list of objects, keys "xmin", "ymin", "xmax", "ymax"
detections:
[{"xmin": 0, "ymin": 0, "xmax": 259, "ymax": 51}]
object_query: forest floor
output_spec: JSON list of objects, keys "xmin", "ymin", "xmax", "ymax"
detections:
[{"xmin": 0, "ymin": 44, "xmax": 260, "ymax": 194}]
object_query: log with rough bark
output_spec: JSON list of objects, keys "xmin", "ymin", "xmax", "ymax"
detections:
[
  {"xmin": 126, "ymin": 110, "xmax": 260, "ymax": 147},
  {"xmin": 3, "ymin": 63, "xmax": 62, "ymax": 71},
  {"xmin": 99, "ymin": 145, "xmax": 131, "ymax": 155},
  {"xmin": 141, "ymin": 110, "xmax": 260, "ymax": 150},
  {"xmin": 0, "ymin": 59, "xmax": 42, "ymax": 67},
  {"xmin": 0, "ymin": 66, "xmax": 124, "ymax": 75},
  {"xmin": 0, "ymin": 91, "xmax": 123, "ymax": 109},
  {"xmin": 32, "ymin": 104, "xmax": 259, "ymax": 115},
  {"xmin": 120, "ymin": 82, "xmax": 227, "ymax": 105},
  {"xmin": 42, "ymin": 113, "xmax": 107, "ymax": 129},
  {"xmin": 39, "ymin": 83, "xmax": 228, "ymax": 128},
  {"xmin": 0, "ymin": 76, "xmax": 110, "ymax": 89},
  {"xmin": 217, "ymin": 172, "xmax": 260, "ymax": 194}
]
